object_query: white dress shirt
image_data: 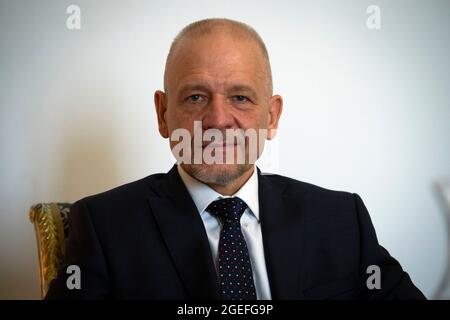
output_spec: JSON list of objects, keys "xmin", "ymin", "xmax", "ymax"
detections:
[{"xmin": 177, "ymin": 165, "xmax": 272, "ymax": 300}]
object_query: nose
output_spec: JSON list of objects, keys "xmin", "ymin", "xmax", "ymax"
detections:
[{"xmin": 202, "ymin": 94, "xmax": 235, "ymax": 130}]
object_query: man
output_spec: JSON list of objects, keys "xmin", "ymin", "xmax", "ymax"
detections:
[{"xmin": 46, "ymin": 18, "xmax": 425, "ymax": 300}]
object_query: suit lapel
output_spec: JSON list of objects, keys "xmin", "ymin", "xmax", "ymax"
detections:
[
  {"xmin": 147, "ymin": 165, "xmax": 219, "ymax": 299},
  {"xmin": 258, "ymin": 171, "xmax": 306, "ymax": 299}
]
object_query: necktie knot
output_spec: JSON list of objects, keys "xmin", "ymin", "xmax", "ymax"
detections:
[{"xmin": 206, "ymin": 197, "xmax": 248, "ymax": 223}]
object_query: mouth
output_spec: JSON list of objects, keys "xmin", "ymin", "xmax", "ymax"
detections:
[{"xmin": 202, "ymin": 142, "xmax": 238, "ymax": 149}]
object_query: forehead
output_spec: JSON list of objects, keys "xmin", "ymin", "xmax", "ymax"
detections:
[{"xmin": 167, "ymin": 33, "xmax": 268, "ymax": 93}]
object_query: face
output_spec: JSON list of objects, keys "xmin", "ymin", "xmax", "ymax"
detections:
[{"xmin": 155, "ymin": 31, "xmax": 282, "ymax": 187}]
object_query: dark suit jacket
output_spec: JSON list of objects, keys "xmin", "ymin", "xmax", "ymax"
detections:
[{"xmin": 46, "ymin": 165, "xmax": 425, "ymax": 299}]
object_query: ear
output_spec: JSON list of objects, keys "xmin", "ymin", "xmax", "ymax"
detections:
[
  {"xmin": 266, "ymin": 94, "xmax": 283, "ymax": 140},
  {"xmin": 154, "ymin": 90, "xmax": 169, "ymax": 138}
]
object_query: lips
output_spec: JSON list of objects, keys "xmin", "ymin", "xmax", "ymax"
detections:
[{"xmin": 202, "ymin": 142, "xmax": 237, "ymax": 148}]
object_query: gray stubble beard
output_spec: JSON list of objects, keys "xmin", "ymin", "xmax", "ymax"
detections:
[{"xmin": 186, "ymin": 163, "xmax": 254, "ymax": 186}]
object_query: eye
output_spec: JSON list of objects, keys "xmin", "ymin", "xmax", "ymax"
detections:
[
  {"xmin": 187, "ymin": 94, "xmax": 204, "ymax": 102},
  {"xmin": 232, "ymin": 95, "xmax": 249, "ymax": 103}
]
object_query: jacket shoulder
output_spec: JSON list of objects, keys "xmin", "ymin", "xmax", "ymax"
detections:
[
  {"xmin": 74, "ymin": 172, "xmax": 167, "ymax": 212},
  {"xmin": 261, "ymin": 172, "xmax": 353, "ymax": 199},
  {"xmin": 260, "ymin": 172, "xmax": 359, "ymax": 218}
]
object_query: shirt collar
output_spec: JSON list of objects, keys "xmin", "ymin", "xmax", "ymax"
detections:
[{"xmin": 177, "ymin": 165, "xmax": 260, "ymax": 221}]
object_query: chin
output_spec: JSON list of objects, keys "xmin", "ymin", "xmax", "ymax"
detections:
[{"xmin": 184, "ymin": 163, "xmax": 253, "ymax": 186}]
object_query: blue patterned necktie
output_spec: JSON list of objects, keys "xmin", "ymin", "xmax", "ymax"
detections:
[{"xmin": 206, "ymin": 197, "xmax": 257, "ymax": 300}]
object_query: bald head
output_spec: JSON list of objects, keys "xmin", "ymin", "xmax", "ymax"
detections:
[{"xmin": 163, "ymin": 18, "xmax": 273, "ymax": 95}]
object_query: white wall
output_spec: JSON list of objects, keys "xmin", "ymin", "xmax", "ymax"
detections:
[{"xmin": 1, "ymin": 0, "xmax": 449, "ymax": 299}]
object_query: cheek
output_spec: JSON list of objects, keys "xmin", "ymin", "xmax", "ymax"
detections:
[
  {"xmin": 166, "ymin": 108, "xmax": 189, "ymax": 132},
  {"xmin": 166, "ymin": 111, "xmax": 198, "ymax": 141},
  {"xmin": 238, "ymin": 110, "xmax": 268, "ymax": 130}
]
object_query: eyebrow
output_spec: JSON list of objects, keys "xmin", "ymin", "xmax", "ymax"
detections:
[
  {"xmin": 227, "ymin": 85, "xmax": 257, "ymax": 98},
  {"xmin": 178, "ymin": 83, "xmax": 258, "ymax": 98},
  {"xmin": 178, "ymin": 84, "xmax": 211, "ymax": 96}
]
